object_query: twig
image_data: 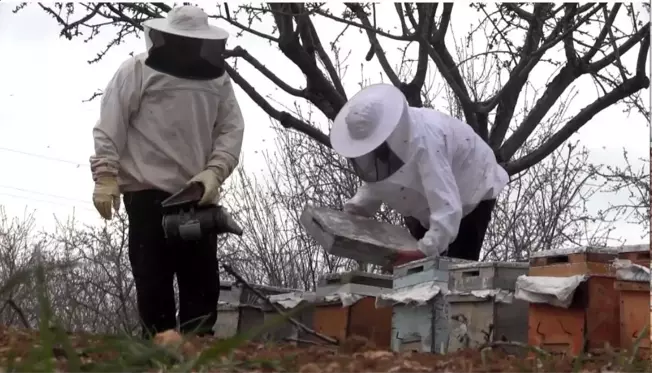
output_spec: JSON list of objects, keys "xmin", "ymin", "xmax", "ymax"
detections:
[
  {"xmin": 221, "ymin": 264, "xmax": 338, "ymax": 345},
  {"xmin": 479, "ymin": 340, "xmax": 550, "ymax": 357},
  {"xmin": 3, "ymin": 299, "xmax": 31, "ymax": 329},
  {"xmin": 283, "ymin": 336, "xmax": 332, "ymax": 347}
]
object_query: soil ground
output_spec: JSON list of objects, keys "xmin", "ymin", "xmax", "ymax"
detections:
[{"xmin": 0, "ymin": 326, "xmax": 649, "ymax": 372}]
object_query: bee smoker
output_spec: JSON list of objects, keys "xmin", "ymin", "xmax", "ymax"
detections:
[{"xmin": 161, "ymin": 182, "xmax": 243, "ymax": 241}]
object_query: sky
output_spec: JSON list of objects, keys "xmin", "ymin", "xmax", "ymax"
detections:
[{"xmin": 0, "ymin": 2, "xmax": 649, "ymax": 245}]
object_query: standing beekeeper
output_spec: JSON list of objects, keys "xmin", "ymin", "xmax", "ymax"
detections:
[
  {"xmin": 89, "ymin": 5, "xmax": 244, "ymax": 337},
  {"xmin": 331, "ymin": 84, "xmax": 509, "ymax": 267}
]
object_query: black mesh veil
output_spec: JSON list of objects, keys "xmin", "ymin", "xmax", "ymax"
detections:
[
  {"xmin": 144, "ymin": 27, "xmax": 227, "ymax": 80},
  {"xmin": 349, "ymin": 142, "xmax": 405, "ymax": 183}
]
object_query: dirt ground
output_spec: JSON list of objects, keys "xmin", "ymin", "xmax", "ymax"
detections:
[{"xmin": 0, "ymin": 326, "xmax": 649, "ymax": 372}]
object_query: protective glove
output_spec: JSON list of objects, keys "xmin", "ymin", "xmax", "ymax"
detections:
[
  {"xmin": 392, "ymin": 249, "xmax": 427, "ymax": 267},
  {"xmin": 188, "ymin": 167, "xmax": 224, "ymax": 206},
  {"xmin": 93, "ymin": 175, "xmax": 120, "ymax": 220}
]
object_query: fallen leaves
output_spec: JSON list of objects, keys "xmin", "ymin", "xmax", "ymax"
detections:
[{"xmin": 0, "ymin": 325, "xmax": 650, "ymax": 372}]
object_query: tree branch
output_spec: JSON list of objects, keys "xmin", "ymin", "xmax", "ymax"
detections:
[
  {"xmin": 588, "ymin": 22, "xmax": 650, "ymax": 72},
  {"xmin": 346, "ymin": 3, "xmax": 401, "ymax": 87},
  {"xmin": 224, "ymin": 63, "xmax": 330, "ymax": 147},
  {"xmin": 226, "ymin": 47, "xmax": 306, "ymax": 97},
  {"xmin": 489, "ymin": 3, "xmax": 548, "ymax": 150},
  {"xmin": 270, "ymin": 3, "xmax": 346, "ymax": 119},
  {"xmin": 505, "ymin": 74, "xmax": 650, "ymax": 174}
]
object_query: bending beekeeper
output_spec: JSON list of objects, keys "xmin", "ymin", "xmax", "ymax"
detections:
[
  {"xmin": 89, "ymin": 5, "xmax": 244, "ymax": 337},
  {"xmin": 331, "ymin": 84, "xmax": 508, "ymax": 267}
]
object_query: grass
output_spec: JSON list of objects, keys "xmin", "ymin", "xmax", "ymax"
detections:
[{"xmin": 1, "ymin": 261, "xmax": 650, "ymax": 372}]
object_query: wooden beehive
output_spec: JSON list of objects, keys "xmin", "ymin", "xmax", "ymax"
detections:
[
  {"xmin": 265, "ymin": 292, "xmax": 316, "ymax": 344},
  {"xmin": 316, "ymin": 270, "xmax": 393, "ymax": 297},
  {"xmin": 300, "ymin": 204, "xmax": 417, "ymax": 266},
  {"xmin": 213, "ymin": 282, "xmax": 243, "ymax": 338},
  {"xmin": 449, "ymin": 261, "xmax": 529, "ymax": 291},
  {"xmin": 615, "ymin": 276, "xmax": 650, "ymax": 357},
  {"xmin": 312, "ymin": 271, "xmax": 393, "ymax": 348},
  {"xmin": 447, "ymin": 261, "xmax": 529, "ymax": 353},
  {"xmin": 526, "ymin": 246, "xmax": 620, "ymax": 356},
  {"xmin": 214, "ymin": 303, "xmax": 240, "ymax": 338},
  {"xmin": 617, "ymin": 244, "xmax": 650, "ymax": 267},
  {"xmin": 236, "ymin": 304, "xmax": 267, "ymax": 341},
  {"xmin": 389, "ymin": 257, "xmax": 453, "ymax": 354}
]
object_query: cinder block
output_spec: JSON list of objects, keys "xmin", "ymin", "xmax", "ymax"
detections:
[
  {"xmin": 449, "ymin": 261, "xmax": 529, "ymax": 292},
  {"xmin": 300, "ymin": 204, "xmax": 417, "ymax": 266}
]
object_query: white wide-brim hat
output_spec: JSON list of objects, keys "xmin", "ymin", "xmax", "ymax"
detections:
[
  {"xmin": 330, "ymin": 83, "xmax": 408, "ymax": 158},
  {"xmin": 143, "ymin": 5, "xmax": 229, "ymax": 40}
]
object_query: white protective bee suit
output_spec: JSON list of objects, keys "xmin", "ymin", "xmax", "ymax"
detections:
[
  {"xmin": 89, "ymin": 5, "xmax": 244, "ymax": 338},
  {"xmin": 330, "ymin": 84, "xmax": 509, "ymax": 260}
]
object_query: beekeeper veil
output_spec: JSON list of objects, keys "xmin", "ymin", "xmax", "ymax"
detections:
[
  {"xmin": 143, "ymin": 5, "xmax": 229, "ymax": 80},
  {"xmin": 331, "ymin": 84, "xmax": 413, "ymax": 183}
]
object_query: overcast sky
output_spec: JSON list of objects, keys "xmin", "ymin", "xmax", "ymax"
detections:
[{"xmin": 0, "ymin": 3, "xmax": 649, "ymax": 244}]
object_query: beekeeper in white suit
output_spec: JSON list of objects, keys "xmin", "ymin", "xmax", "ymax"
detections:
[
  {"xmin": 331, "ymin": 83, "xmax": 509, "ymax": 267},
  {"xmin": 89, "ymin": 5, "xmax": 244, "ymax": 337}
]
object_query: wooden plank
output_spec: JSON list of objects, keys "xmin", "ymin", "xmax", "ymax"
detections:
[
  {"xmin": 618, "ymin": 288, "xmax": 651, "ymax": 357},
  {"xmin": 349, "ymin": 297, "xmax": 392, "ymax": 349},
  {"xmin": 586, "ymin": 276, "xmax": 620, "ymax": 350},
  {"xmin": 528, "ymin": 262, "xmax": 614, "ymax": 277},
  {"xmin": 614, "ymin": 280, "xmax": 650, "ymax": 292},
  {"xmin": 528, "ymin": 303, "xmax": 585, "ymax": 356},
  {"xmin": 530, "ymin": 252, "xmax": 616, "ymax": 267},
  {"xmin": 312, "ymin": 303, "xmax": 350, "ymax": 343}
]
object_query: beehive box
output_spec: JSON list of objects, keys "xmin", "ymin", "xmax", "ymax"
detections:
[
  {"xmin": 617, "ymin": 244, "xmax": 650, "ymax": 267},
  {"xmin": 213, "ymin": 303, "xmax": 240, "ymax": 338},
  {"xmin": 613, "ymin": 260, "xmax": 650, "ymax": 358},
  {"xmin": 236, "ymin": 304, "xmax": 267, "ymax": 341},
  {"xmin": 316, "ymin": 271, "xmax": 393, "ymax": 297},
  {"xmin": 524, "ymin": 246, "xmax": 620, "ymax": 355},
  {"xmin": 447, "ymin": 261, "xmax": 529, "ymax": 352},
  {"xmin": 265, "ymin": 292, "xmax": 317, "ymax": 343},
  {"xmin": 213, "ymin": 282, "xmax": 243, "ymax": 338},
  {"xmin": 312, "ymin": 271, "xmax": 393, "ymax": 348},
  {"xmin": 385, "ymin": 257, "xmax": 452, "ymax": 354},
  {"xmin": 449, "ymin": 261, "xmax": 529, "ymax": 291},
  {"xmin": 528, "ymin": 246, "xmax": 619, "ymax": 277},
  {"xmin": 300, "ymin": 204, "xmax": 417, "ymax": 267},
  {"xmin": 393, "ymin": 256, "xmax": 454, "ymax": 289}
]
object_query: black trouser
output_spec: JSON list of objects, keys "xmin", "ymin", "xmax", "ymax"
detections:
[
  {"xmin": 123, "ymin": 190, "xmax": 219, "ymax": 338},
  {"xmin": 404, "ymin": 199, "xmax": 496, "ymax": 261}
]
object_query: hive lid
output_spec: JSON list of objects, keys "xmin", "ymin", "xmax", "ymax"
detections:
[
  {"xmin": 319, "ymin": 270, "xmax": 393, "ymax": 288},
  {"xmin": 449, "ymin": 261, "xmax": 530, "ymax": 270},
  {"xmin": 300, "ymin": 204, "xmax": 416, "ymax": 266},
  {"xmin": 530, "ymin": 246, "xmax": 620, "ymax": 258},
  {"xmin": 618, "ymin": 244, "xmax": 650, "ymax": 253}
]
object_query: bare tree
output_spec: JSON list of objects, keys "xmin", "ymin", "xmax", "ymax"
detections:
[
  {"xmin": 22, "ymin": 2, "xmax": 650, "ymax": 237},
  {"xmin": 590, "ymin": 150, "xmax": 650, "ymax": 233}
]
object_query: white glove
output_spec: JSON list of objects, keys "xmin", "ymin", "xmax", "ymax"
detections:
[
  {"xmin": 92, "ymin": 175, "xmax": 120, "ymax": 220},
  {"xmin": 188, "ymin": 167, "xmax": 225, "ymax": 206}
]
